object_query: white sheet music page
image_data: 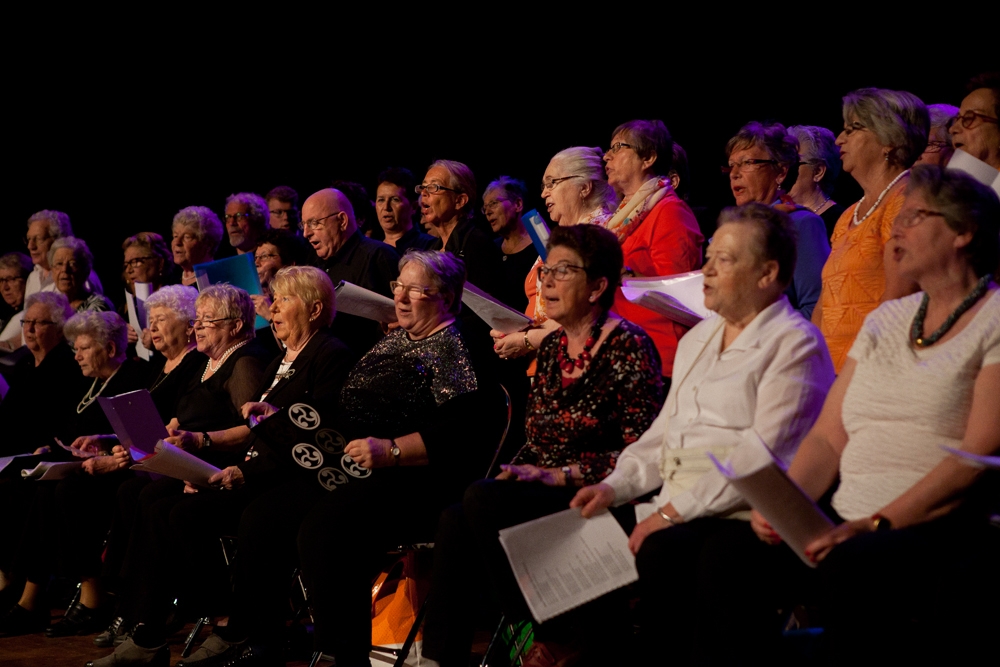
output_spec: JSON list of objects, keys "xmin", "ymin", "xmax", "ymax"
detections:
[{"xmin": 498, "ymin": 508, "xmax": 637, "ymax": 623}]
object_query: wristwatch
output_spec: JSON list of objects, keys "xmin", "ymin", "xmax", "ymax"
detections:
[
  {"xmin": 390, "ymin": 440, "xmax": 401, "ymax": 466},
  {"xmin": 201, "ymin": 432, "xmax": 212, "ymax": 449},
  {"xmin": 560, "ymin": 465, "xmax": 573, "ymax": 485}
]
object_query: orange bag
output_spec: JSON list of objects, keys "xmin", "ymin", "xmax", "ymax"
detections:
[{"xmin": 371, "ymin": 551, "xmax": 429, "ymax": 662}]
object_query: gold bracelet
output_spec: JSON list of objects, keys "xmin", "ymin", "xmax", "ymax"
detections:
[{"xmin": 523, "ymin": 331, "xmax": 534, "ymax": 351}]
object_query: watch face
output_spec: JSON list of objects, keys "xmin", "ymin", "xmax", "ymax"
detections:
[{"xmin": 391, "ymin": 446, "xmax": 401, "ymax": 457}]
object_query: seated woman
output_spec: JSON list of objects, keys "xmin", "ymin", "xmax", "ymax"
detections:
[
  {"xmin": 50, "ymin": 237, "xmax": 113, "ymax": 314},
  {"xmin": 814, "ymin": 87, "xmax": 928, "ymax": 372},
  {"xmin": 0, "ymin": 251, "xmax": 32, "ymax": 343},
  {"xmin": 603, "ymin": 119, "xmax": 704, "ymax": 384},
  {"xmin": 423, "ymin": 225, "xmax": 666, "ymax": 666},
  {"xmin": 0, "ymin": 311, "xmax": 148, "ymax": 637},
  {"xmin": 788, "ymin": 125, "xmax": 846, "ymax": 238},
  {"xmin": 171, "ymin": 206, "xmax": 224, "ymax": 287},
  {"xmin": 732, "ymin": 166, "xmax": 999, "ymax": 663},
  {"xmin": 724, "ymin": 121, "xmax": 831, "ymax": 319},
  {"xmin": 165, "ymin": 251, "xmax": 498, "ymax": 667},
  {"xmin": 570, "ymin": 204, "xmax": 835, "ymax": 664},
  {"xmin": 90, "ymin": 267, "xmax": 355, "ymax": 666},
  {"xmin": 490, "ymin": 146, "xmax": 617, "ymax": 364}
]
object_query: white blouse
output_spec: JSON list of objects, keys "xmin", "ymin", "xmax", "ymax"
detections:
[
  {"xmin": 604, "ymin": 297, "xmax": 835, "ymax": 521},
  {"xmin": 833, "ymin": 289, "xmax": 1000, "ymax": 520}
]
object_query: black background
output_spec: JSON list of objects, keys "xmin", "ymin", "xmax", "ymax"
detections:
[{"xmin": 4, "ymin": 46, "xmax": 993, "ymax": 308}]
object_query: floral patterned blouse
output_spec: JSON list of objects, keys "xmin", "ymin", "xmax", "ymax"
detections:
[{"xmin": 512, "ymin": 319, "xmax": 665, "ymax": 484}]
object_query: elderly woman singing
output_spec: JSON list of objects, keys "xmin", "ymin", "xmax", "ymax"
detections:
[{"xmin": 572, "ymin": 203, "xmax": 835, "ymax": 664}]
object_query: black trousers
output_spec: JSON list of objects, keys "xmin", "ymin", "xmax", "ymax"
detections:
[{"xmin": 421, "ymin": 479, "xmax": 635, "ymax": 666}]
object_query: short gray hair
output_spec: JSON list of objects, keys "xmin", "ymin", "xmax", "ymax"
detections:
[
  {"xmin": 24, "ymin": 291, "xmax": 74, "ymax": 333},
  {"xmin": 27, "ymin": 210, "xmax": 73, "ymax": 238},
  {"xmin": 65, "ymin": 310, "xmax": 129, "ymax": 362},
  {"xmin": 842, "ymin": 88, "xmax": 929, "ymax": 168},
  {"xmin": 549, "ymin": 146, "xmax": 619, "ymax": 213},
  {"xmin": 173, "ymin": 206, "xmax": 224, "ymax": 255},
  {"xmin": 429, "ymin": 160, "xmax": 477, "ymax": 220},
  {"xmin": 146, "ymin": 284, "xmax": 199, "ymax": 323},
  {"xmin": 48, "ymin": 237, "xmax": 94, "ymax": 278},
  {"xmin": 225, "ymin": 192, "xmax": 270, "ymax": 231},
  {"xmin": 484, "ymin": 176, "xmax": 528, "ymax": 206},
  {"xmin": 788, "ymin": 125, "xmax": 842, "ymax": 196},
  {"xmin": 196, "ymin": 283, "xmax": 256, "ymax": 338},
  {"xmin": 0, "ymin": 252, "xmax": 32, "ymax": 276},
  {"xmin": 399, "ymin": 249, "xmax": 466, "ymax": 315}
]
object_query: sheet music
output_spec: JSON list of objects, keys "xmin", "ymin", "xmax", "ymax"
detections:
[
  {"xmin": 947, "ymin": 149, "xmax": 1000, "ymax": 198},
  {"xmin": 126, "ymin": 283, "xmax": 152, "ymax": 361},
  {"xmin": 709, "ymin": 447, "xmax": 833, "ymax": 568},
  {"xmin": 461, "ymin": 282, "xmax": 533, "ymax": 334},
  {"xmin": 621, "ymin": 271, "xmax": 713, "ymax": 328},
  {"xmin": 20, "ymin": 461, "xmax": 84, "ymax": 480},
  {"xmin": 499, "ymin": 508, "xmax": 637, "ymax": 623},
  {"xmin": 334, "ymin": 281, "xmax": 398, "ymax": 323},
  {"xmin": 522, "ymin": 209, "xmax": 551, "ymax": 261},
  {"xmin": 130, "ymin": 441, "xmax": 221, "ymax": 488},
  {"xmin": 194, "ymin": 254, "xmax": 269, "ymax": 329}
]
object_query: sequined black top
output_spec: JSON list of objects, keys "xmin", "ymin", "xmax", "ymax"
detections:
[
  {"xmin": 340, "ymin": 324, "xmax": 478, "ymax": 441},
  {"xmin": 513, "ymin": 319, "xmax": 664, "ymax": 484}
]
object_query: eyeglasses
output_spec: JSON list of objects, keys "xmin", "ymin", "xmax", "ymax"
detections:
[
  {"xmin": 299, "ymin": 212, "xmax": 342, "ymax": 232},
  {"xmin": 0, "ymin": 276, "xmax": 26, "ymax": 285},
  {"xmin": 188, "ymin": 317, "xmax": 235, "ymax": 328},
  {"xmin": 224, "ymin": 212, "xmax": 251, "ymax": 223},
  {"xmin": 123, "ymin": 256, "xmax": 156, "ymax": 269},
  {"xmin": 948, "ymin": 110, "xmax": 999, "ymax": 130},
  {"xmin": 254, "ymin": 253, "xmax": 280, "ymax": 263},
  {"xmin": 541, "ymin": 176, "xmax": 579, "ymax": 193},
  {"xmin": 721, "ymin": 159, "xmax": 778, "ymax": 174},
  {"xmin": 24, "ymin": 234, "xmax": 52, "ymax": 247},
  {"xmin": 269, "ymin": 209, "xmax": 292, "ymax": 218},
  {"xmin": 390, "ymin": 281, "xmax": 439, "ymax": 300},
  {"xmin": 841, "ymin": 121, "xmax": 867, "ymax": 137},
  {"xmin": 482, "ymin": 198, "xmax": 509, "ymax": 214},
  {"xmin": 895, "ymin": 208, "xmax": 946, "ymax": 228},
  {"xmin": 797, "ymin": 159, "xmax": 821, "ymax": 168},
  {"xmin": 605, "ymin": 142, "xmax": 634, "ymax": 156},
  {"xmin": 22, "ymin": 319, "xmax": 55, "ymax": 328},
  {"xmin": 537, "ymin": 262, "xmax": 586, "ymax": 281},
  {"xmin": 415, "ymin": 183, "xmax": 461, "ymax": 196}
]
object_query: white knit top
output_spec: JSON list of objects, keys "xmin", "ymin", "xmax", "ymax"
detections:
[{"xmin": 832, "ymin": 289, "xmax": 1000, "ymax": 520}]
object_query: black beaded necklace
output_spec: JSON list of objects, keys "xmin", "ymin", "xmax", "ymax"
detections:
[
  {"xmin": 910, "ymin": 273, "xmax": 992, "ymax": 347},
  {"xmin": 557, "ymin": 312, "xmax": 607, "ymax": 373}
]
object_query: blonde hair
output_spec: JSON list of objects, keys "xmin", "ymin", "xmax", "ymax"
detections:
[{"xmin": 270, "ymin": 265, "xmax": 336, "ymax": 328}]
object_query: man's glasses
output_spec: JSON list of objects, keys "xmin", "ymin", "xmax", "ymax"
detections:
[
  {"xmin": 22, "ymin": 319, "xmax": 55, "ymax": 328},
  {"xmin": 224, "ymin": 212, "xmax": 251, "ymax": 223},
  {"xmin": 537, "ymin": 262, "xmax": 585, "ymax": 281},
  {"xmin": 299, "ymin": 212, "xmax": 342, "ymax": 232},
  {"xmin": 0, "ymin": 276, "xmax": 26, "ymax": 285}
]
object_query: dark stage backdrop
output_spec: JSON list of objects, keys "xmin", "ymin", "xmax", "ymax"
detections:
[{"xmin": 4, "ymin": 63, "xmax": 988, "ymax": 310}]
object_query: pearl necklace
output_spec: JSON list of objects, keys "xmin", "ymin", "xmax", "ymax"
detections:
[
  {"xmin": 77, "ymin": 366, "xmax": 122, "ymax": 414},
  {"xmin": 852, "ymin": 170, "xmax": 908, "ymax": 227},
  {"xmin": 910, "ymin": 274, "xmax": 992, "ymax": 347},
  {"xmin": 202, "ymin": 339, "xmax": 249, "ymax": 382}
]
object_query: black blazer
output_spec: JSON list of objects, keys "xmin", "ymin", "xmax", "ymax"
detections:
[{"xmin": 240, "ymin": 331, "xmax": 355, "ymax": 483}]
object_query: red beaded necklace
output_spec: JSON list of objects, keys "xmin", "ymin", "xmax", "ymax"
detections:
[{"xmin": 557, "ymin": 312, "xmax": 607, "ymax": 373}]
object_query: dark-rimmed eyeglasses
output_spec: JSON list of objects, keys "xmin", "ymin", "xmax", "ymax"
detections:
[
  {"xmin": 223, "ymin": 212, "xmax": 252, "ymax": 223},
  {"xmin": 537, "ymin": 262, "xmax": 586, "ymax": 281},
  {"xmin": 721, "ymin": 159, "xmax": 778, "ymax": 175},
  {"xmin": 541, "ymin": 176, "xmax": 579, "ymax": 193},
  {"xmin": 841, "ymin": 121, "xmax": 867, "ymax": 137},
  {"xmin": 948, "ymin": 110, "xmax": 999, "ymax": 130},
  {"xmin": 254, "ymin": 253, "xmax": 280, "ymax": 264},
  {"xmin": 188, "ymin": 317, "xmax": 236, "ymax": 328},
  {"xmin": 895, "ymin": 208, "xmax": 946, "ymax": 229},
  {"xmin": 390, "ymin": 281, "xmax": 440, "ymax": 300},
  {"xmin": 605, "ymin": 142, "xmax": 634, "ymax": 156},
  {"xmin": 299, "ymin": 212, "xmax": 342, "ymax": 232},
  {"xmin": 0, "ymin": 276, "xmax": 26, "ymax": 285},
  {"xmin": 415, "ymin": 183, "xmax": 461, "ymax": 196},
  {"xmin": 269, "ymin": 209, "xmax": 293, "ymax": 218}
]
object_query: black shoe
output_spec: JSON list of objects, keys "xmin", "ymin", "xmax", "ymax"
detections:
[
  {"xmin": 95, "ymin": 615, "xmax": 129, "ymax": 647},
  {"xmin": 45, "ymin": 599, "xmax": 104, "ymax": 637},
  {"xmin": 0, "ymin": 603, "xmax": 49, "ymax": 637}
]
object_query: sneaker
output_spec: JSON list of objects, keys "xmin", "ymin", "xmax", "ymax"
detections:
[
  {"xmin": 176, "ymin": 633, "xmax": 245, "ymax": 666},
  {"xmin": 85, "ymin": 636, "xmax": 170, "ymax": 666},
  {"xmin": 0, "ymin": 603, "xmax": 49, "ymax": 637},
  {"xmin": 45, "ymin": 600, "xmax": 105, "ymax": 637},
  {"xmin": 95, "ymin": 615, "xmax": 129, "ymax": 647}
]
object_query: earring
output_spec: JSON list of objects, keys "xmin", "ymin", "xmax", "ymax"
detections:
[
  {"xmin": 589, "ymin": 296, "xmax": 596, "ymax": 302},
  {"xmin": 884, "ymin": 151, "xmax": 890, "ymax": 162}
]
